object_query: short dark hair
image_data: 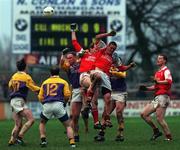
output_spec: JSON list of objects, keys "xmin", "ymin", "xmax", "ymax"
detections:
[
  {"xmin": 66, "ymin": 51, "xmax": 76, "ymax": 57},
  {"xmin": 16, "ymin": 59, "xmax": 26, "ymax": 71},
  {"xmin": 109, "ymin": 41, "xmax": 117, "ymax": 47},
  {"xmin": 159, "ymin": 54, "xmax": 168, "ymax": 63},
  {"xmin": 50, "ymin": 66, "xmax": 60, "ymax": 76}
]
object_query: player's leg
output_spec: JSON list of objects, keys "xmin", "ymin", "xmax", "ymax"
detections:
[
  {"xmin": 70, "ymin": 101, "xmax": 82, "ymax": 141},
  {"xmin": 17, "ymin": 108, "xmax": 35, "ymax": 143},
  {"xmin": 155, "ymin": 95, "xmax": 172, "ymax": 140},
  {"xmin": 39, "ymin": 115, "xmax": 48, "ymax": 147},
  {"xmin": 9, "ymin": 98, "xmax": 31, "ymax": 145},
  {"xmin": 81, "ymin": 73, "xmax": 101, "ymax": 128},
  {"xmin": 91, "ymin": 87, "xmax": 101, "ymax": 129},
  {"xmin": 141, "ymin": 103, "xmax": 162, "ymax": 140},
  {"xmin": 80, "ymin": 87, "xmax": 91, "ymax": 121},
  {"xmin": 94, "ymin": 100, "xmax": 115, "ymax": 142},
  {"xmin": 39, "ymin": 103, "xmax": 52, "ymax": 147},
  {"xmin": 89, "ymin": 72, "xmax": 102, "ymax": 129},
  {"xmin": 156, "ymin": 107, "xmax": 172, "ymax": 140},
  {"xmin": 98, "ymin": 72, "xmax": 112, "ymax": 128},
  {"xmin": 112, "ymin": 92, "xmax": 127, "ymax": 141},
  {"xmin": 8, "ymin": 112, "xmax": 22, "ymax": 146},
  {"xmin": 80, "ymin": 74, "xmax": 92, "ymax": 110},
  {"xmin": 94, "ymin": 108, "xmax": 107, "ymax": 142},
  {"xmin": 87, "ymin": 72, "xmax": 101, "ymax": 95},
  {"xmin": 115, "ymin": 101, "xmax": 126, "ymax": 141},
  {"xmin": 102, "ymin": 87, "xmax": 112, "ymax": 127},
  {"xmin": 56, "ymin": 102, "xmax": 76, "ymax": 147},
  {"xmin": 81, "ymin": 111, "xmax": 89, "ymax": 133},
  {"xmin": 60, "ymin": 116, "xmax": 76, "ymax": 147}
]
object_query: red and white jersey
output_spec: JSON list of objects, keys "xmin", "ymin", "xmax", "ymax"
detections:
[
  {"xmin": 154, "ymin": 66, "xmax": 172, "ymax": 96},
  {"xmin": 94, "ymin": 49, "xmax": 113, "ymax": 76},
  {"xmin": 72, "ymin": 40, "xmax": 97, "ymax": 72}
]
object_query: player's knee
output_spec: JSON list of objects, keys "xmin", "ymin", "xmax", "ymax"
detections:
[
  {"xmin": 104, "ymin": 98, "xmax": 111, "ymax": 105},
  {"xmin": 116, "ymin": 110, "xmax": 123, "ymax": 117},
  {"xmin": 83, "ymin": 81, "xmax": 91, "ymax": 89},
  {"xmin": 71, "ymin": 114, "xmax": 79, "ymax": 121}
]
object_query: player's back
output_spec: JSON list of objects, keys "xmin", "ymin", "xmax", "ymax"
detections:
[
  {"xmin": 39, "ymin": 76, "xmax": 71, "ymax": 104},
  {"xmin": 9, "ymin": 72, "xmax": 34, "ymax": 100}
]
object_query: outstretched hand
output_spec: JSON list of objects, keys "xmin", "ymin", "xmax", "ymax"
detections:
[
  {"xmin": 109, "ymin": 30, "xmax": 116, "ymax": 36},
  {"xmin": 150, "ymin": 76, "xmax": 158, "ymax": 83},
  {"xmin": 130, "ymin": 62, "xmax": 136, "ymax": 68},
  {"xmin": 70, "ymin": 23, "xmax": 78, "ymax": 31}
]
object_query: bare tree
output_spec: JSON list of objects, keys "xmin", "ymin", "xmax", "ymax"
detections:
[{"xmin": 126, "ymin": 0, "xmax": 180, "ymax": 79}]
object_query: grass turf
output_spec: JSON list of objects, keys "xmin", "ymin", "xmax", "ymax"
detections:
[{"xmin": 0, "ymin": 116, "xmax": 179, "ymax": 150}]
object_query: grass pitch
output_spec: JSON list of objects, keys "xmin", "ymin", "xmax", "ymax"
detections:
[{"xmin": 0, "ymin": 116, "xmax": 179, "ymax": 150}]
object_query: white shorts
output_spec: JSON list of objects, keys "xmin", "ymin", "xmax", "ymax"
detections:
[
  {"xmin": 71, "ymin": 88, "xmax": 82, "ymax": 103},
  {"xmin": 10, "ymin": 97, "xmax": 28, "ymax": 113},
  {"xmin": 90, "ymin": 70, "xmax": 112, "ymax": 91},
  {"xmin": 151, "ymin": 95, "xmax": 170, "ymax": 109},
  {"xmin": 42, "ymin": 101, "xmax": 67, "ymax": 119},
  {"xmin": 79, "ymin": 72, "xmax": 90, "ymax": 87},
  {"xmin": 111, "ymin": 92, "xmax": 128, "ymax": 102}
]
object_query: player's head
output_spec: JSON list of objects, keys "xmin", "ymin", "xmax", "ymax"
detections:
[
  {"xmin": 89, "ymin": 40, "xmax": 106, "ymax": 53},
  {"xmin": 16, "ymin": 59, "xmax": 26, "ymax": 71},
  {"xmin": 50, "ymin": 65, "xmax": 60, "ymax": 76},
  {"xmin": 66, "ymin": 51, "xmax": 77, "ymax": 65},
  {"xmin": 105, "ymin": 41, "xmax": 117, "ymax": 55},
  {"xmin": 156, "ymin": 54, "xmax": 168, "ymax": 66}
]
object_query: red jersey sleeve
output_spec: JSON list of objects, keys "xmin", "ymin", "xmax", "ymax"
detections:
[
  {"xmin": 72, "ymin": 40, "xmax": 83, "ymax": 52},
  {"xmin": 118, "ymin": 65, "xmax": 129, "ymax": 71}
]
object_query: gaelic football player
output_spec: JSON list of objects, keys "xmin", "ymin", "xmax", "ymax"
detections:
[
  {"xmin": 8, "ymin": 59, "xmax": 40, "ymax": 146},
  {"xmin": 38, "ymin": 66, "xmax": 76, "ymax": 147}
]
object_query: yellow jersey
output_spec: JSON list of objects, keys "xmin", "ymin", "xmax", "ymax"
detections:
[
  {"xmin": 9, "ymin": 71, "xmax": 40, "ymax": 100},
  {"xmin": 38, "ymin": 76, "xmax": 71, "ymax": 104}
]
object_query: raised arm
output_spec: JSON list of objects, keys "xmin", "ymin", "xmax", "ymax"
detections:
[
  {"xmin": 118, "ymin": 62, "xmax": 136, "ymax": 71},
  {"xmin": 71, "ymin": 31, "xmax": 83, "ymax": 52},
  {"xmin": 95, "ymin": 30, "xmax": 116, "ymax": 44}
]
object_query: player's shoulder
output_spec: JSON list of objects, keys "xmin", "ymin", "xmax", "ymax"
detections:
[
  {"xmin": 43, "ymin": 76, "xmax": 68, "ymax": 85},
  {"xmin": 12, "ymin": 72, "xmax": 31, "ymax": 80},
  {"xmin": 162, "ymin": 66, "xmax": 171, "ymax": 72},
  {"xmin": 57, "ymin": 77, "xmax": 68, "ymax": 85},
  {"xmin": 42, "ymin": 77, "xmax": 52, "ymax": 84}
]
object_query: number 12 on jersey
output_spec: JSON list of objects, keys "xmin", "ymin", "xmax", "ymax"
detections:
[{"xmin": 46, "ymin": 83, "xmax": 58, "ymax": 96}]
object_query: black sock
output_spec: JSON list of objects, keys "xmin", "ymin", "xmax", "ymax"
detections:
[
  {"xmin": 41, "ymin": 137, "xmax": 46, "ymax": 142},
  {"xmin": 99, "ymin": 131, "xmax": 105, "ymax": 136},
  {"xmin": 153, "ymin": 128, "xmax": 159, "ymax": 134},
  {"xmin": 17, "ymin": 136, "xmax": 22, "ymax": 140}
]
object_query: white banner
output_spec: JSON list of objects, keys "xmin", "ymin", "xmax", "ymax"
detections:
[
  {"xmin": 3, "ymin": 100, "xmax": 180, "ymax": 119},
  {"xmin": 12, "ymin": 0, "xmax": 126, "ymax": 54},
  {"xmin": 27, "ymin": 100, "xmax": 180, "ymax": 118}
]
